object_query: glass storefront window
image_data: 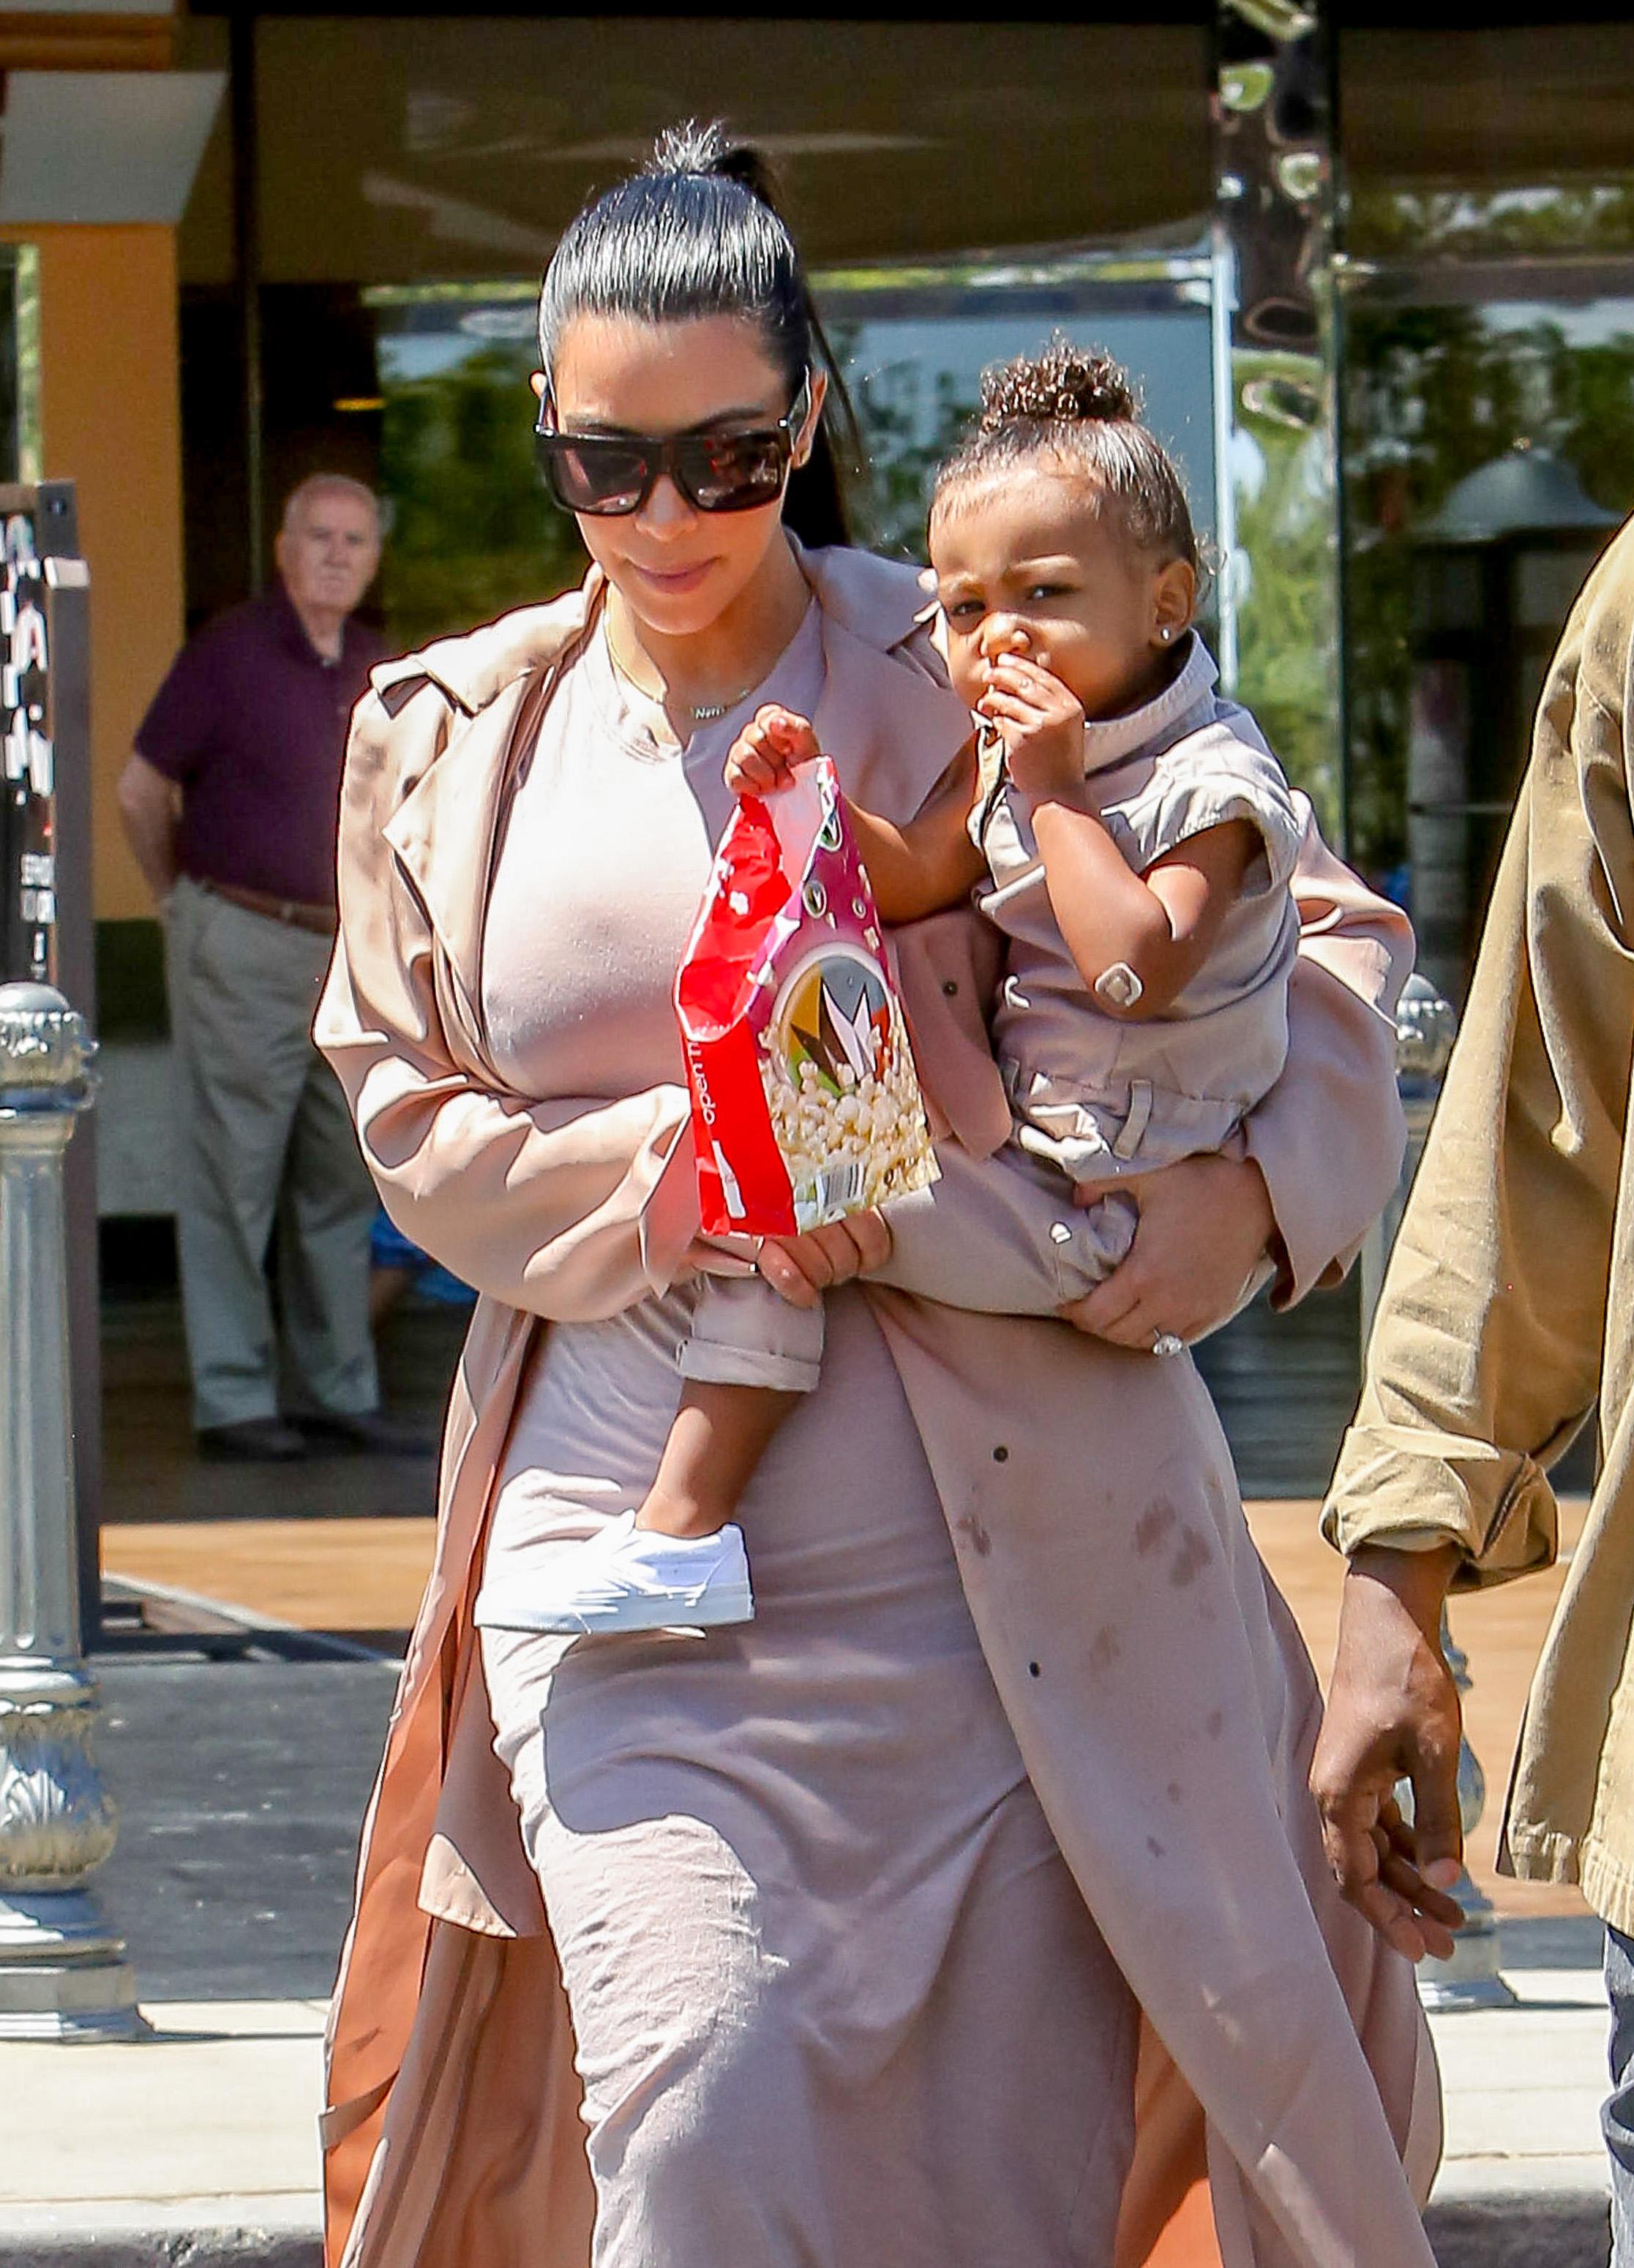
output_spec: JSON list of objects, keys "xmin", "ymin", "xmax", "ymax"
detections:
[
  {"xmin": 364, "ymin": 258, "xmax": 1226, "ymax": 661},
  {"xmin": 0, "ymin": 248, "xmax": 41, "ymax": 487},
  {"xmin": 368, "ymin": 283, "xmax": 574, "ymax": 648},
  {"xmin": 1343, "ymin": 25, "xmax": 1634, "ymax": 266},
  {"xmin": 1343, "ymin": 289, "xmax": 1630, "ymax": 995},
  {"xmin": 1339, "ymin": 23, "xmax": 1634, "ymax": 995},
  {"xmin": 817, "ymin": 258, "xmax": 1218, "ymax": 564},
  {"xmin": 180, "ymin": 16, "xmax": 1218, "ymax": 626},
  {"xmin": 243, "ymin": 18, "xmax": 1210, "ymax": 288}
]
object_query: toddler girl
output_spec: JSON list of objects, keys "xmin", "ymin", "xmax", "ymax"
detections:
[{"xmin": 517, "ymin": 339, "xmax": 1302, "ymax": 1632}]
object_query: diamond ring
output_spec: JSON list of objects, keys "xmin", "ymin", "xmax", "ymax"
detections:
[{"xmin": 1151, "ymin": 1332, "xmax": 1185, "ymax": 1359}]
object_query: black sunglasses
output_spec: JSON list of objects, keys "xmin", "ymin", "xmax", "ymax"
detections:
[{"xmin": 535, "ymin": 373, "xmax": 813, "ymax": 517}]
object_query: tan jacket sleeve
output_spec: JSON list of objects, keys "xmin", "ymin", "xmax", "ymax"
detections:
[
  {"xmin": 1325, "ymin": 548, "xmax": 1634, "ymax": 1583},
  {"xmin": 315, "ymin": 683, "xmax": 697, "ymax": 1323}
]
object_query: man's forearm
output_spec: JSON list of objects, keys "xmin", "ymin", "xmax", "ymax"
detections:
[
  {"xmin": 116, "ymin": 757, "xmax": 181, "ymax": 904},
  {"xmin": 124, "ymin": 816, "xmax": 179, "ymax": 904}
]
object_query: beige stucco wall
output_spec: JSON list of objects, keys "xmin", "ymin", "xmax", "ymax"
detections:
[{"xmin": 1, "ymin": 222, "xmax": 184, "ymax": 921}]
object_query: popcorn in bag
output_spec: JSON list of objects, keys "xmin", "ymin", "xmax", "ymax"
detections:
[{"xmin": 675, "ymin": 758, "xmax": 939, "ymax": 1236}]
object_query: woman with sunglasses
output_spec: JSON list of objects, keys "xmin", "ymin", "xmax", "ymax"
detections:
[{"xmin": 316, "ymin": 122, "xmax": 1442, "ymax": 2268}]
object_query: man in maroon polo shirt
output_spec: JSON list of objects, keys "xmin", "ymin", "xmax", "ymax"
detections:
[{"xmin": 117, "ymin": 473, "xmax": 419, "ymax": 1460}]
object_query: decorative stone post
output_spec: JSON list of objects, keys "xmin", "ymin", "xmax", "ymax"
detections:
[
  {"xmin": 0, "ymin": 982, "xmax": 143, "ymax": 2038},
  {"xmin": 1360, "ymin": 971, "xmax": 1515, "ymax": 2012}
]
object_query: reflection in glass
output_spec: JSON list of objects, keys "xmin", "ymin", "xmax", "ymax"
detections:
[
  {"xmin": 1213, "ymin": 1, "xmax": 1343, "ymax": 838},
  {"xmin": 367, "ymin": 283, "xmax": 577, "ymax": 649},
  {"xmin": 0, "ymin": 252, "xmax": 31, "ymax": 489},
  {"xmin": 1341, "ymin": 290, "xmax": 1630, "ymax": 993},
  {"xmin": 363, "ymin": 262, "xmax": 1223, "ymax": 656}
]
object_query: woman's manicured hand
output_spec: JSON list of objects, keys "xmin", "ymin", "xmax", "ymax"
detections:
[
  {"xmin": 724, "ymin": 704, "xmax": 821, "ymax": 798},
  {"xmin": 1057, "ymin": 1151, "xmax": 1275, "ymax": 1348},
  {"xmin": 675, "ymin": 1233, "xmax": 759, "ymax": 1282},
  {"xmin": 757, "ymin": 1210, "xmax": 893, "ymax": 1307}
]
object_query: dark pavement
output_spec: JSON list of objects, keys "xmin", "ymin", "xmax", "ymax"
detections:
[{"xmin": 91, "ymin": 1641, "xmax": 395, "ymax": 2004}]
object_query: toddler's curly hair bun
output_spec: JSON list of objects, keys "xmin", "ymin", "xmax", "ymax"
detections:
[
  {"xmin": 933, "ymin": 334, "xmax": 1196, "ymax": 574},
  {"xmin": 977, "ymin": 338, "xmax": 1139, "ymax": 433}
]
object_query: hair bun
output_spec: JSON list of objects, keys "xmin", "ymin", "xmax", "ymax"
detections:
[
  {"xmin": 647, "ymin": 119, "xmax": 782, "ymax": 214},
  {"xmin": 978, "ymin": 336, "xmax": 1139, "ymax": 432}
]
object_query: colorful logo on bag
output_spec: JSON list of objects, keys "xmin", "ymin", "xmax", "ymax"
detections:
[{"xmin": 771, "ymin": 947, "xmax": 893, "ymax": 1096}]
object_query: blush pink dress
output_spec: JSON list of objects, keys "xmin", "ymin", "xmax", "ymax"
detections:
[{"xmin": 476, "ymin": 611, "xmax": 1140, "ymax": 2265}]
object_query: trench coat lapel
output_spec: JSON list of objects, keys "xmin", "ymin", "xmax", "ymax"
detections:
[{"xmin": 378, "ymin": 588, "xmax": 593, "ymax": 1035}]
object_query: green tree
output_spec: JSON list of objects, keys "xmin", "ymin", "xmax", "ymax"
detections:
[{"xmin": 378, "ymin": 345, "xmax": 586, "ymax": 650}]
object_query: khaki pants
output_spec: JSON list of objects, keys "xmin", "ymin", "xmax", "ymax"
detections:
[{"xmin": 165, "ymin": 876, "xmax": 378, "ymax": 1431}]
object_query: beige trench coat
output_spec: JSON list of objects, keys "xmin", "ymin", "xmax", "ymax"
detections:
[
  {"xmin": 315, "ymin": 547, "xmax": 1440, "ymax": 2268},
  {"xmin": 1326, "ymin": 517, "xmax": 1634, "ymax": 1929}
]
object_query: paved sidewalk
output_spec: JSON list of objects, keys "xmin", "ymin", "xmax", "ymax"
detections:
[
  {"xmin": 1, "ymin": 2001, "xmax": 325, "ymax": 2262},
  {"xmin": 0, "ymin": 1960, "xmax": 1613, "ymax": 2266},
  {"xmin": 1435, "ymin": 1959, "xmax": 1610, "ymax": 2192},
  {"xmin": 4, "ymin": 1651, "xmax": 1616, "ymax": 2267}
]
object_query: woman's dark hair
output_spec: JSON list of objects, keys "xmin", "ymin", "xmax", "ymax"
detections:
[
  {"xmin": 538, "ymin": 120, "xmax": 858, "ymax": 549},
  {"xmin": 932, "ymin": 336, "xmax": 1198, "ymax": 572}
]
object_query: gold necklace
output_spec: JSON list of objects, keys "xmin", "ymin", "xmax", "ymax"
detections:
[{"xmin": 603, "ymin": 615, "xmax": 757, "ymax": 724}]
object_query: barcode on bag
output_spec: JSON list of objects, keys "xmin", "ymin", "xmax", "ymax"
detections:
[{"xmin": 802, "ymin": 1160, "xmax": 867, "ymax": 1226}]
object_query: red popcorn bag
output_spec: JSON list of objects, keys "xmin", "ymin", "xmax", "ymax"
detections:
[{"xmin": 675, "ymin": 757, "xmax": 939, "ymax": 1236}]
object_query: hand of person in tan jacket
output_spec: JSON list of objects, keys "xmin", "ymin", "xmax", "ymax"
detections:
[{"xmin": 1309, "ymin": 1544, "xmax": 1467, "ymax": 1963}]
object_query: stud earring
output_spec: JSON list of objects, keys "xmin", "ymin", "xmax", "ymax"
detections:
[{"xmin": 1158, "ymin": 626, "xmax": 1172, "ymax": 642}]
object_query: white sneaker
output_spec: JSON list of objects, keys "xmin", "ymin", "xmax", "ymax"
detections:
[{"xmin": 473, "ymin": 1512, "xmax": 755, "ymax": 1635}]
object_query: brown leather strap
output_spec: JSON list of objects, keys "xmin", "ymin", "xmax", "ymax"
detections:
[{"xmin": 195, "ymin": 876, "xmax": 336, "ymax": 936}]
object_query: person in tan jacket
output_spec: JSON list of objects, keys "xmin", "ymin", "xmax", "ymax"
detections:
[
  {"xmin": 1315, "ymin": 514, "xmax": 1634, "ymax": 2253},
  {"xmin": 315, "ymin": 122, "xmax": 1444, "ymax": 2268}
]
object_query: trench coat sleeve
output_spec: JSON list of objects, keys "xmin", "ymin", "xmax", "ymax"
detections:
[
  {"xmin": 314, "ymin": 682, "xmax": 698, "ymax": 1323},
  {"xmin": 1325, "ymin": 537, "xmax": 1634, "ymax": 1585},
  {"xmin": 1243, "ymin": 797, "xmax": 1412, "ymax": 1307},
  {"xmin": 874, "ymin": 812, "xmax": 1413, "ymax": 1319}
]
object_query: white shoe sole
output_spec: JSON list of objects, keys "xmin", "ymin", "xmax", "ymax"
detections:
[{"xmin": 476, "ymin": 1582, "xmax": 755, "ymax": 1636}]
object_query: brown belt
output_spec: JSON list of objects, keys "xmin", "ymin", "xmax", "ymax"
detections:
[{"xmin": 195, "ymin": 876, "xmax": 336, "ymax": 937}]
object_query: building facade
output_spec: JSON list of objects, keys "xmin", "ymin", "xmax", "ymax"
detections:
[{"xmin": 9, "ymin": 2, "xmax": 1631, "ymax": 1479}]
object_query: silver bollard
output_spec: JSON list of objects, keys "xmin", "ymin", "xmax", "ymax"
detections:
[
  {"xmin": 1359, "ymin": 973, "xmax": 1459, "ymax": 1329},
  {"xmin": 1360, "ymin": 972, "xmax": 1515, "ymax": 2012},
  {"xmin": 0, "ymin": 982, "xmax": 143, "ymax": 2039},
  {"xmin": 1414, "ymin": 1615, "xmax": 1515, "ymax": 2013}
]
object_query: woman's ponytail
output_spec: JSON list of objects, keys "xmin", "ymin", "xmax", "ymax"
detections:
[{"xmin": 539, "ymin": 119, "xmax": 859, "ymax": 549}]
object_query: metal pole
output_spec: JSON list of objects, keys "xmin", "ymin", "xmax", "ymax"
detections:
[
  {"xmin": 34, "ymin": 487, "xmax": 102, "ymax": 1649},
  {"xmin": 231, "ymin": 10, "xmax": 264, "ymax": 596},
  {"xmin": 1358, "ymin": 971, "xmax": 1515, "ymax": 2011},
  {"xmin": 0, "ymin": 982, "xmax": 142, "ymax": 2039}
]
